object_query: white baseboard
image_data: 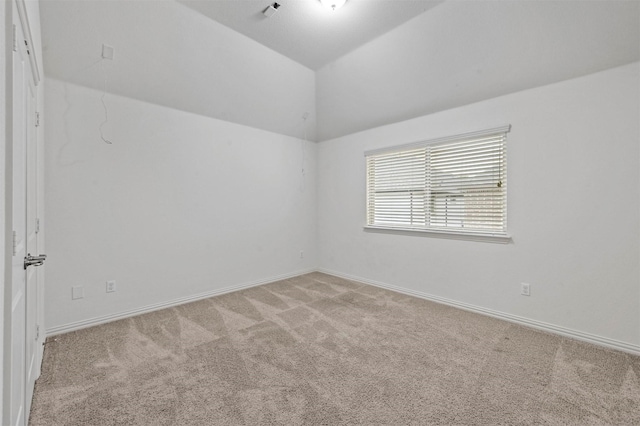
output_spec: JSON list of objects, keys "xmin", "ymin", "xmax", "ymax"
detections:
[
  {"xmin": 318, "ymin": 268, "xmax": 640, "ymax": 357},
  {"xmin": 46, "ymin": 268, "xmax": 316, "ymax": 337},
  {"xmin": 47, "ymin": 266, "xmax": 640, "ymax": 357}
]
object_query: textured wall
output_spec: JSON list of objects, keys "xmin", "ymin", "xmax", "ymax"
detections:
[
  {"xmin": 317, "ymin": 63, "xmax": 640, "ymax": 348},
  {"xmin": 44, "ymin": 78, "xmax": 317, "ymax": 331}
]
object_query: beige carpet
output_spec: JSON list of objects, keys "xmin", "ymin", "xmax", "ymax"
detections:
[{"xmin": 30, "ymin": 272, "xmax": 640, "ymax": 425}]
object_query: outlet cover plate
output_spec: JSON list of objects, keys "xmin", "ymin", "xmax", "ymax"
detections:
[{"xmin": 72, "ymin": 285, "xmax": 84, "ymax": 300}]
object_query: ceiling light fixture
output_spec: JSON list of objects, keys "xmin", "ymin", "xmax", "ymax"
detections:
[{"xmin": 320, "ymin": 0, "xmax": 346, "ymax": 11}]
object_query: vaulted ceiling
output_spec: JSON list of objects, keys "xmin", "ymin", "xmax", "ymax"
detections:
[
  {"xmin": 40, "ymin": 0, "xmax": 640, "ymax": 142},
  {"xmin": 177, "ymin": 0, "xmax": 444, "ymax": 70}
]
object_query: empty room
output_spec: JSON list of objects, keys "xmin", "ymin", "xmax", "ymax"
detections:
[{"xmin": 2, "ymin": 0, "xmax": 639, "ymax": 424}]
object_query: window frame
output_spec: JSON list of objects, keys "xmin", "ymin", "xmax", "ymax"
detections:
[{"xmin": 364, "ymin": 126, "xmax": 512, "ymax": 244}]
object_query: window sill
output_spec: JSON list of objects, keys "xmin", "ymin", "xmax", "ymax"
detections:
[{"xmin": 363, "ymin": 225, "xmax": 512, "ymax": 244}]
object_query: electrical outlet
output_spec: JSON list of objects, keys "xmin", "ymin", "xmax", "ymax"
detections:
[
  {"xmin": 521, "ymin": 283, "xmax": 531, "ymax": 296},
  {"xmin": 72, "ymin": 286, "xmax": 84, "ymax": 300},
  {"xmin": 300, "ymin": 251, "xmax": 304, "ymax": 259},
  {"xmin": 106, "ymin": 280, "xmax": 117, "ymax": 293}
]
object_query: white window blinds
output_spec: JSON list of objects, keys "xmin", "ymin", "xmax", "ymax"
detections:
[{"xmin": 366, "ymin": 126, "xmax": 510, "ymax": 235}]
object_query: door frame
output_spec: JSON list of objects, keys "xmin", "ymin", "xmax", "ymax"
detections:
[{"xmin": 2, "ymin": 0, "xmax": 43, "ymax": 424}]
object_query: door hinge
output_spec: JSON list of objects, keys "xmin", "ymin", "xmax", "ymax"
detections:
[
  {"xmin": 35, "ymin": 112, "xmax": 40, "ymax": 127},
  {"xmin": 35, "ymin": 218, "xmax": 40, "ymax": 233},
  {"xmin": 12, "ymin": 25, "xmax": 17, "ymax": 52},
  {"xmin": 36, "ymin": 325, "xmax": 40, "ymax": 341},
  {"xmin": 12, "ymin": 231, "xmax": 18, "ymax": 255}
]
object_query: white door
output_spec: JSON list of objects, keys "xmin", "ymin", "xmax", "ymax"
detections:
[
  {"xmin": 9, "ymin": 8, "xmax": 43, "ymax": 426},
  {"xmin": 24, "ymin": 44, "xmax": 39, "ymax": 419}
]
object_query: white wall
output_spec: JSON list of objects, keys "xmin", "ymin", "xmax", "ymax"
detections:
[
  {"xmin": 316, "ymin": 0, "xmax": 640, "ymax": 141},
  {"xmin": 317, "ymin": 63, "xmax": 640, "ymax": 348},
  {"xmin": 40, "ymin": 0, "xmax": 317, "ymax": 140},
  {"xmin": 44, "ymin": 78, "xmax": 316, "ymax": 332}
]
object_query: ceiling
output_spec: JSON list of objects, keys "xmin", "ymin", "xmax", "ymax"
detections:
[
  {"xmin": 39, "ymin": 0, "xmax": 640, "ymax": 142},
  {"xmin": 177, "ymin": 0, "xmax": 444, "ymax": 70}
]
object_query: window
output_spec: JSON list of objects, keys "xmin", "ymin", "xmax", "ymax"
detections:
[{"xmin": 365, "ymin": 126, "xmax": 510, "ymax": 241}]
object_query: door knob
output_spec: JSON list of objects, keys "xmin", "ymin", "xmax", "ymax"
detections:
[{"xmin": 24, "ymin": 253, "xmax": 47, "ymax": 270}]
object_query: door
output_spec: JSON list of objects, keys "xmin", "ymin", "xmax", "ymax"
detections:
[
  {"xmin": 10, "ymin": 13, "xmax": 28, "ymax": 425},
  {"xmin": 8, "ymin": 7, "xmax": 42, "ymax": 425},
  {"xmin": 24, "ymin": 43, "xmax": 39, "ymax": 419}
]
